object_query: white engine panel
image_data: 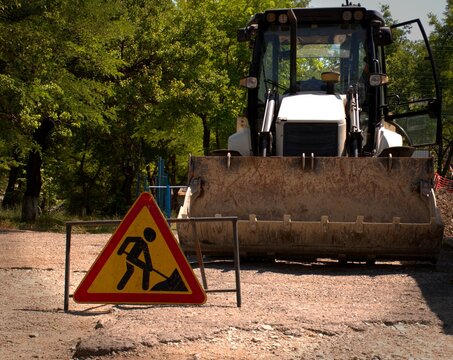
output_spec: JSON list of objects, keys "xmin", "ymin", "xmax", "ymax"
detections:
[
  {"xmin": 275, "ymin": 93, "xmax": 347, "ymax": 156},
  {"xmin": 277, "ymin": 93, "xmax": 346, "ymax": 121}
]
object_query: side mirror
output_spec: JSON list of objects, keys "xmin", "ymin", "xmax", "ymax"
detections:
[
  {"xmin": 239, "ymin": 77, "xmax": 258, "ymax": 89},
  {"xmin": 237, "ymin": 24, "xmax": 258, "ymax": 43},
  {"xmin": 237, "ymin": 28, "xmax": 248, "ymax": 42},
  {"xmin": 373, "ymin": 26, "xmax": 393, "ymax": 46}
]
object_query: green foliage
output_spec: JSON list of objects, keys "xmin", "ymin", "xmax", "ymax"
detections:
[
  {"xmin": 428, "ymin": 0, "xmax": 453, "ymax": 174},
  {"xmin": 0, "ymin": 0, "xmax": 127, "ymax": 217},
  {"xmin": 6, "ymin": 0, "xmax": 446, "ymax": 225},
  {"xmin": 382, "ymin": 1, "xmax": 452, "ymax": 173},
  {"xmin": 399, "ymin": 2, "xmax": 453, "ymax": 173}
]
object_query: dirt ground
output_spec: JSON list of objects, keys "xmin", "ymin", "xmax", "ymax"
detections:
[{"xmin": 0, "ymin": 191, "xmax": 452, "ymax": 360}]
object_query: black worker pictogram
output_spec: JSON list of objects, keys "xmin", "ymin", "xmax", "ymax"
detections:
[{"xmin": 116, "ymin": 227, "xmax": 188, "ymax": 292}]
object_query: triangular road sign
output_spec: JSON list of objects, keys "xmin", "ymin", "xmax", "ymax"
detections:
[{"xmin": 73, "ymin": 192, "xmax": 206, "ymax": 305}]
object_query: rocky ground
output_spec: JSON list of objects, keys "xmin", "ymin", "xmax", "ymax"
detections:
[
  {"xmin": 0, "ymin": 190, "xmax": 451, "ymax": 360},
  {"xmin": 437, "ymin": 190, "xmax": 453, "ymax": 238}
]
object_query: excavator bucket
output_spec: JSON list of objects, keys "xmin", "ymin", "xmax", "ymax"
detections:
[{"xmin": 177, "ymin": 155, "xmax": 444, "ymax": 262}]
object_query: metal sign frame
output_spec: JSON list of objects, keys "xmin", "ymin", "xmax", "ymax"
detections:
[{"xmin": 64, "ymin": 216, "xmax": 241, "ymax": 312}]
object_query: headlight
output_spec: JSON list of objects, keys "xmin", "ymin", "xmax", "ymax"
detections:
[
  {"xmin": 266, "ymin": 12, "xmax": 276, "ymax": 23},
  {"xmin": 342, "ymin": 11, "xmax": 352, "ymax": 21},
  {"xmin": 278, "ymin": 14, "xmax": 288, "ymax": 24},
  {"xmin": 239, "ymin": 77, "xmax": 258, "ymax": 89},
  {"xmin": 354, "ymin": 10, "xmax": 364, "ymax": 21},
  {"xmin": 369, "ymin": 74, "xmax": 389, "ymax": 87}
]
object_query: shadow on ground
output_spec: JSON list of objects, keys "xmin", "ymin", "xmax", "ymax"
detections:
[
  {"xmin": 409, "ymin": 244, "xmax": 453, "ymax": 335},
  {"xmin": 200, "ymin": 243, "xmax": 453, "ymax": 335}
]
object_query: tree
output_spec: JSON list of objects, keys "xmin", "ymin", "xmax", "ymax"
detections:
[
  {"xmin": 167, "ymin": 0, "xmax": 310, "ymax": 156},
  {"xmin": 429, "ymin": 0, "xmax": 453, "ymax": 175},
  {"xmin": 1, "ymin": 0, "xmax": 312, "ymax": 220},
  {"xmin": 382, "ymin": 3, "xmax": 451, "ymax": 173},
  {"xmin": 0, "ymin": 0, "xmax": 124, "ymax": 221},
  {"xmin": 99, "ymin": 0, "xmax": 194, "ymax": 212}
]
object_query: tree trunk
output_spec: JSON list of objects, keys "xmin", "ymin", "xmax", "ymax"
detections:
[
  {"xmin": 21, "ymin": 150, "xmax": 43, "ymax": 222},
  {"xmin": 2, "ymin": 165, "xmax": 22, "ymax": 209},
  {"xmin": 21, "ymin": 118, "xmax": 54, "ymax": 222},
  {"xmin": 121, "ymin": 162, "xmax": 134, "ymax": 207},
  {"xmin": 168, "ymin": 154, "xmax": 179, "ymax": 211},
  {"xmin": 440, "ymin": 141, "xmax": 452, "ymax": 176},
  {"xmin": 201, "ymin": 114, "xmax": 210, "ymax": 155}
]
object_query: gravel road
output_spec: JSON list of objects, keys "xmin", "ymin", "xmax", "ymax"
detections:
[{"xmin": 1, "ymin": 224, "xmax": 452, "ymax": 359}]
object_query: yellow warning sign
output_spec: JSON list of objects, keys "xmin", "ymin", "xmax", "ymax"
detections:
[{"xmin": 73, "ymin": 192, "xmax": 206, "ymax": 304}]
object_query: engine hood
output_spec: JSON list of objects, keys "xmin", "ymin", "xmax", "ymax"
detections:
[{"xmin": 277, "ymin": 93, "xmax": 346, "ymax": 122}]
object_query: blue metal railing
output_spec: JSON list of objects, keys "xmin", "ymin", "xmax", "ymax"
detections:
[
  {"xmin": 135, "ymin": 157, "xmax": 187, "ymax": 217},
  {"xmin": 148, "ymin": 185, "xmax": 187, "ymax": 218}
]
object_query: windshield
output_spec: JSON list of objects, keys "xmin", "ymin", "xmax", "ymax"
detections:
[{"xmin": 258, "ymin": 24, "xmax": 367, "ymax": 101}]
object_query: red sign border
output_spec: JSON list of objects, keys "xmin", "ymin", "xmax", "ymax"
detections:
[{"xmin": 73, "ymin": 192, "xmax": 206, "ymax": 305}]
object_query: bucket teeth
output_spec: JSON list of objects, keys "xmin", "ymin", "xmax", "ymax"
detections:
[
  {"xmin": 321, "ymin": 216, "xmax": 329, "ymax": 233},
  {"xmin": 249, "ymin": 214, "xmax": 257, "ymax": 231},
  {"xmin": 392, "ymin": 217, "xmax": 401, "ymax": 232},
  {"xmin": 355, "ymin": 216, "xmax": 364, "ymax": 234},
  {"xmin": 284, "ymin": 214, "xmax": 291, "ymax": 232}
]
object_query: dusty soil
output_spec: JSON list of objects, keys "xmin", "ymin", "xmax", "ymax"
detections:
[
  {"xmin": 0, "ymin": 191, "xmax": 452, "ymax": 360},
  {"xmin": 437, "ymin": 190, "xmax": 453, "ymax": 238}
]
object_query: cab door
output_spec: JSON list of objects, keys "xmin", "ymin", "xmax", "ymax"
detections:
[{"xmin": 382, "ymin": 19, "xmax": 442, "ymax": 163}]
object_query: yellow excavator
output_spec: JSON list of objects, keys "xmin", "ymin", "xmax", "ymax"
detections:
[{"xmin": 178, "ymin": 5, "xmax": 444, "ymax": 263}]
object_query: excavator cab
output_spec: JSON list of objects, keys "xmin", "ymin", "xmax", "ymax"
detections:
[
  {"xmin": 235, "ymin": 7, "xmax": 442, "ymax": 159},
  {"xmin": 178, "ymin": 6, "xmax": 444, "ymax": 263}
]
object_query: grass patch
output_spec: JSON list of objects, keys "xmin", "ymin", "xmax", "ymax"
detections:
[{"xmin": 0, "ymin": 206, "xmax": 122, "ymax": 233}]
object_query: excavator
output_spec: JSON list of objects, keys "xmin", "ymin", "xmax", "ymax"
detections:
[{"xmin": 177, "ymin": 4, "xmax": 444, "ymax": 263}]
